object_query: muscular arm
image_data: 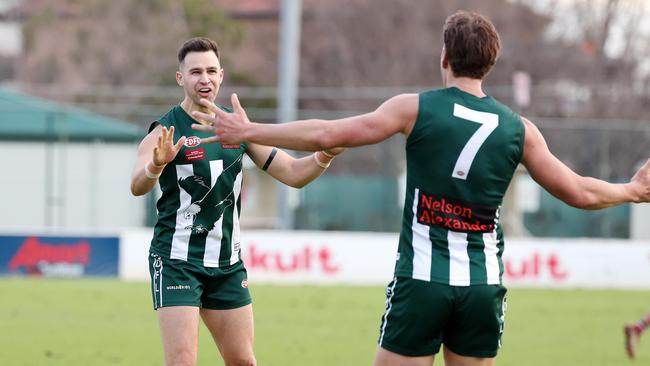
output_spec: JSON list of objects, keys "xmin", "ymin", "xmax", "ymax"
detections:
[
  {"xmin": 521, "ymin": 117, "xmax": 650, "ymax": 209},
  {"xmin": 245, "ymin": 143, "xmax": 339, "ymax": 188},
  {"xmin": 192, "ymin": 93, "xmax": 419, "ymax": 150}
]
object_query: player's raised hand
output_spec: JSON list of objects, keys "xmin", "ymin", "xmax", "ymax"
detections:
[
  {"xmin": 630, "ymin": 157, "xmax": 650, "ymax": 203},
  {"xmin": 191, "ymin": 93, "xmax": 251, "ymax": 145},
  {"xmin": 153, "ymin": 126, "xmax": 186, "ymax": 167}
]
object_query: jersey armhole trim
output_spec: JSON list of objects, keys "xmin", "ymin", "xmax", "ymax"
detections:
[{"xmin": 148, "ymin": 121, "xmax": 161, "ymax": 133}]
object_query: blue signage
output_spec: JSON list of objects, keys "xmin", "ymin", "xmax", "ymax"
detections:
[{"xmin": 0, "ymin": 235, "xmax": 119, "ymax": 277}]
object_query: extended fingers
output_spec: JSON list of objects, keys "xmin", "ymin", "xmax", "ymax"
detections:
[
  {"xmin": 167, "ymin": 126, "xmax": 176, "ymax": 145},
  {"xmin": 197, "ymin": 98, "xmax": 220, "ymax": 113},
  {"xmin": 200, "ymin": 136, "xmax": 221, "ymax": 144},
  {"xmin": 191, "ymin": 110, "xmax": 214, "ymax": 124},
  {"xmin": 174, "ymin": 136, "xmax": 187, "ymax": 151},
  {"xmin": 199, "ymin": 98, "xmax": 231, "ymax": 120},
  {"xmin": 191, "ymin": 123, "xmax": 214, "ymax": 133},
  {"xmin": 231, "ymin": 93, "xmax": 245, "ymax": 115},
  {"xmin": 159, "ymin": 126, "xmax": 172, "ymax": 146},
  {"xmin": 640, "ymin": 158, "xmax": 650, "ymax": 174}
]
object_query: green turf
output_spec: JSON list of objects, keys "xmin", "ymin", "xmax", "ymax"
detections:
[{"xmin": 0, "ymin": 278, "xmax": 648, "ymax": 365}]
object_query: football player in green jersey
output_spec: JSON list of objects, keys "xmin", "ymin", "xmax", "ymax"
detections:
[
  {"xmin": 130, "ymin": 37, "xmax": 342, "ymax": 366},
  {"xmin": 192, "ymin": 11, "xmax": 650, "ymax": 366}
]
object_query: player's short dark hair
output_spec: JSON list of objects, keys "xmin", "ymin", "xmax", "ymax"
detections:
[
  {"xmin": 177, "ymin": 37, "xmax": 220, "ymax": 64},
  {"xmin": 443, "ymin": 11, "xmax": 501, "ymax": 79}
]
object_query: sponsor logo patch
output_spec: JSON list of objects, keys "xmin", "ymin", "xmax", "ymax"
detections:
[
  {"xmin": 185, "ymin": 136, "xmax": 201, "ymax": 147},
  {"xmin": 185, "ymin": 148, "xmax": 205, "ymax": 161},
  {"xmin": 221, "ymin": 144, "xmax": 241, "ymax": 149},
  {"xmin": 416, "ymin": 190, "xmax": 498, "ymax": 233},
  {"xmin": 241, "ymin": 279, "xmax": 249, "ymax": 288},
  {"xmin": 166, "ymin": 284, "xmax": 191, "ymax": 291}
]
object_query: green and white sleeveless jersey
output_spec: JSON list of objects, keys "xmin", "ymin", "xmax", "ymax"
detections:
[
  {"xmin": 395, "ymin": 87, "xmax": 525, "ymax": 285},
  {"xmin": 150, "ymin": 105, "xmax": 247, "ymax": 268}
]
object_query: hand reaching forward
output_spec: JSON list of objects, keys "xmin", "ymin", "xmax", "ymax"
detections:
[
  {"xmin": 323, "ymin": 147, "xmax": 346, "ymax": 157},
  {"xmin": 153, "ymin": 126, "xmax": 186, "ymax": 167},
  {"xmin": 630, "ymin": 158, "xmax": 650, "ymax": 203},
  {"xmin": 191, "ymin": 93, "xmax": 250, "ymax": 145}
]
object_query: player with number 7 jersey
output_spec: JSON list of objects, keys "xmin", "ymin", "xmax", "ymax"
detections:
[
  {"xmin": 397, "ymin": 86, "xmax": 524, "ymax": 286},
  {"xmin": 190, "ymin": 11, "xmax": 650, "ymax": 365}
]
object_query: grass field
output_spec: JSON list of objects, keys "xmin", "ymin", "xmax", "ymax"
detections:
[{"xmin": 0, "ymin": 278, "xmax": 648, "ymax": 365}]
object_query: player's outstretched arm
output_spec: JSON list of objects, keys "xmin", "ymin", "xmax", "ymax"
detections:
[
  {"xmin": 130, "ymin": 125, "xmax": 186, "ymax": 196},
  {"xmin": 191, "ymin": 93, "xmax": 418, "ymax": 150},
  {"xmin": 245, "ymin": 143, "xmax": 344, "ymax": 188},
  {"xmin": 521, "ymin": 117, "xmax": 650, "ymax": 209}
]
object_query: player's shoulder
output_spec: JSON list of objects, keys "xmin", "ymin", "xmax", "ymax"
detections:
[{"xmin": 147, "ymin": 106, "xmax": 178, "ymax": 133}]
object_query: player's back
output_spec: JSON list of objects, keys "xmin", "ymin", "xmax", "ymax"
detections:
[{"xmin": 395, "ymin": 86, "xmax": 525, "ymax": 286}]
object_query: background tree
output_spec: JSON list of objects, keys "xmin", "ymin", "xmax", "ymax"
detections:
[{"xmin": 18, "ymin": 0, "xmax": 244, "ymax": 87}]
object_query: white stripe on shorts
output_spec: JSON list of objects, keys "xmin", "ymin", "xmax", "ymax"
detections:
[{"xmin": 378, "ymin": 278, "xmax": 398, "ymax": 347}]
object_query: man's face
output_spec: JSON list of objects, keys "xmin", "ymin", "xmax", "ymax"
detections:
[{"xmin": 176, "ymin": 51, "xmax": 224, "ymax": 105}]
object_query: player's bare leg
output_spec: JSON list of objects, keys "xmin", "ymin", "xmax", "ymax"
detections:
[
  {"xmin": 442, "ymin": 347, "xmax": 495, "ymax": 366},
  {"xmin": 201, "ymin": 304, "xmax": 256, "ymax": 366},
  {"xmin": 157, "ymin": 306, "xmax": 201, "ymax": 366},
  {"xmin": 373, "ymin": 346, "xmax": 435, "ymax": 366},
  {"xmin": 625, "ymin": 312, "xmax": 650, "ymax": 359},
  {"xmin": 625, "ymin": 324, "xmax": 641, "ymax": 359}
]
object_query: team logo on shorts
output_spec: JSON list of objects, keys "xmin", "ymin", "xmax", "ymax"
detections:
[{"xmin": 241, "ymin": 279, "xmax": 249, "ymax": 288}]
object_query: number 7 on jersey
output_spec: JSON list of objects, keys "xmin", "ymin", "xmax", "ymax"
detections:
[{"xmin": 451, "ymin": 103, "xmax": 499, "ymax": 180}]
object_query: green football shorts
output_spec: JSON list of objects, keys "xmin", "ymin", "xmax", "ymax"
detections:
[
  {"xmin": 378, "ymin": 277, "xmax": 507, "ymax": 358},
  {"xmin": 148, "ymin": 252, "xmax": 252, "ymax": 310}
]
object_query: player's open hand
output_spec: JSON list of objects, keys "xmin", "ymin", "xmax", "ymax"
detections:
[
  {"xmin": 153, "ymin": 126, "xmax": 186, "ymax": 167},
  {"xmin": 191, "ymin": 93, "xmax": 250, "ymax": 145},
  {"xmin": 630, "ymin": 157, "xmax": 650, "ymax": 203}
]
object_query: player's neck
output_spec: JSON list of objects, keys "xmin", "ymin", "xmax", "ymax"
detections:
[
  {"xmin": 180, "ymin": 97, "xmax": 213, "ymax": 125},
  {"xmin": 446, "ymin": 77, "xmax": 486, "ymax": 98}
]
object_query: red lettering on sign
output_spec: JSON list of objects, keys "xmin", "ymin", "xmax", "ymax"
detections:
[
  {"xmin": 504, "ymin": 252, "xmax": 568, "ymax": 281},
  {"xmin": 243, "ymin": 243, "xmax": 340, "ymax": 274},
  {"xmin": 8, "ymin": 237, "xmax": 90, "ymax": 273}
]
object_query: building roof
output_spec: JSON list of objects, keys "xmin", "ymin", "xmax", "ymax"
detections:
[{"xmin": 0, "ymin": 88, "xmax": 143, "ymax": 142}]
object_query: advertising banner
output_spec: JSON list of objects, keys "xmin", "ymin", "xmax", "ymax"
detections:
[
  {"xmin": 240, "ymin": 231, "xmax": 397, "ymax": 285},
  {"xmin": 0, "ymin": 235, "xmax": 119, "ymax": 277},
  {"xmin": 119, "ymin": 229, "xmax": 650, "ymax": 289}
]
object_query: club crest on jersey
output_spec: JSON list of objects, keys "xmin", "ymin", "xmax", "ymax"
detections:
[{"xmin": 185, "ymin": 136, "xmax": 201, "ymax": 147}]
